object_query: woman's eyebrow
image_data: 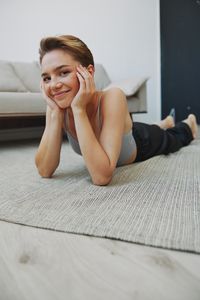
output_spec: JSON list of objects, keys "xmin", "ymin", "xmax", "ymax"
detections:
[{"xmin": 41, "ymin": 64, "xmax": 71, "ymax": 77}]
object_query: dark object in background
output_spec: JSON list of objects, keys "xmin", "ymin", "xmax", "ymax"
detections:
[{"xmin": 160, "ymin": 0, "xmax": 200, "ymax": 123}]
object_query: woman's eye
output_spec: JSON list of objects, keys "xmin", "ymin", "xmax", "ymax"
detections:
[
  {"xmin": 60, "ymin": 71, "xmax": 69, "ymax": 76},
  {"xmin": 43, "ymin": 77, "xmax": 50, "ymax": 82}
]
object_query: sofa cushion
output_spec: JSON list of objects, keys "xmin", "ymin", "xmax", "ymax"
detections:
[
  {"xmin": 94, "ymin": 64, "xmax": 111, "ymax": 90},
  {"xmin": 0, "ymin": 61, "xmax": 27, "ymax": 92},
  {"xmin": 11, "ymin": 61, "xmax": 41, "ymax": 93}
]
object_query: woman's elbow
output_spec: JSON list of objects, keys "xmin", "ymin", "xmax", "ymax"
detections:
[
  {"xmin": 92, "ymin": 175, "xmax": 112, "ymax": 186},
  {"xmin": 91, "ymin": 165, "xmax": 115, "ymax": 186},
  {"xmin": 36, "ymin": 166, "xmax": 53, "ymax": 178},
  {"xmin": 35, "ymin": 160, "xmax": 54, "ymax": 178},
  {"xmin": 39, "ymin": 170, "xmax": 53, "ymax": 178}
]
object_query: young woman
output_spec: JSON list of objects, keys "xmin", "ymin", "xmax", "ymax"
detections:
[{"xmin": 35, "ymin": 35, "xmax": 198, "ymax": 185}]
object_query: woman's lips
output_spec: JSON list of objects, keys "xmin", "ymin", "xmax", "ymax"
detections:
[{"xmin": 53, "ymin": 90, "xmax": 70, "ymax": 99}]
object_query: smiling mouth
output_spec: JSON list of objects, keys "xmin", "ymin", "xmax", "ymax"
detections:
[{"xmin": 53, "ymin": 90, "xmax": 70, "ymax": 97}]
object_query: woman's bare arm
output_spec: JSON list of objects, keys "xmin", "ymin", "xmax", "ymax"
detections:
[
  {"xmin": 72, "ymin": 88, "xmax": 126, "ymax": 185},
  {"xmin": 35, "ymin": 106, "xmax": 64, "ymax": 178}
]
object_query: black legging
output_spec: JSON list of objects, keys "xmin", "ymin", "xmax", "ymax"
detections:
[{"xmin": 132, "ymin": 121, "xmax": 194, "ymax": 162}]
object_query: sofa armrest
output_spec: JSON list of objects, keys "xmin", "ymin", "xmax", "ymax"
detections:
[
  {"xmin": 103, "ymin": 77, "xmax": 148, "ymax": 96},
  {"xmin": 128, "ymin": 82, "xmax": 147, "ymax": 113},
  {"xmin": 103, "ymin": 77, "xmax": 148, "ymax": 113}
]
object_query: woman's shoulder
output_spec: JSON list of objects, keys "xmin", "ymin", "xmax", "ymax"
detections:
[
  {"xmin": 100, "ymin": 87, "xmax": 126, "ymax": 108},
  {"xmin": 102, "ymin": 86, "xmax": 126, "ymax": 98},
  {"xmin": 98, "ymin": 87, "xmax": 127, "ymax": 118}
]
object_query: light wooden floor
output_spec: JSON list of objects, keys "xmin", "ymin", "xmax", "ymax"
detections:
[{"xmin": 0, "ymin": 220, "xmax": 200, "ymax": 300}]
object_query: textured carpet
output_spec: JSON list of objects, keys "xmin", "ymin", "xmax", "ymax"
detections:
[{"xmin": 0, "ymin": 135, "xmax": 200, "ymax": 253}]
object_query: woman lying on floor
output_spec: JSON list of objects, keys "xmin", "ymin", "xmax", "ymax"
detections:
[{"xmin": 35, "ymin": 35, "xmax": 198, "ymax": 186}]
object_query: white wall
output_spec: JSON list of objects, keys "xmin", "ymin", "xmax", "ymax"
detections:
[{"xmin": 0, "ymin": 0, "xmax": 161, "ymax": 122}]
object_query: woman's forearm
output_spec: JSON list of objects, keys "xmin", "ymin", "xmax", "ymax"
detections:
[
  {"xmin": 35, "ymin": 111, "xmax": 64, "ymax": 177},
  {"xmin": 72, "ymin": 108, "xmax": 114, "ymax": 185}
]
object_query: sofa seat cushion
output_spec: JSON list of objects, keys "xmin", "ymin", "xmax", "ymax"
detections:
[{"xmin": 0, "ymin": 92, "xmax": 46, "ymax": 114}]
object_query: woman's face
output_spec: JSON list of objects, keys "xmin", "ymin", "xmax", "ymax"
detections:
[{"xmin": 41, "ymin": 49, "xmax": 80, "ymax": 109}]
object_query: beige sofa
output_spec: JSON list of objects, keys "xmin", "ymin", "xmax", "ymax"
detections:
[{"xmin": 0, "ymin": 60, "xmax": 148, "ymax": 141}]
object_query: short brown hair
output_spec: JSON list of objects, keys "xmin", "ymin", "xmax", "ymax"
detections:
[{"xmin": 39, "ymin": 35, "xmax": 94, "ymax": 67}]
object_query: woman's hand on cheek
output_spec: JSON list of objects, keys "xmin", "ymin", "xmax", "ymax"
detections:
[
  {"xmin": 40, "ymin": 81, "xmax": 61, "ymax": 112},
  {"xmin": 71, "ymin": 65, "xmax": 96, "ymax": 111}
]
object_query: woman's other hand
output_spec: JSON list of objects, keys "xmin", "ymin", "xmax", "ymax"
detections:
[
  {"xmin": 71, "ymin": 65, "xmax": 96, "ymax": 111},
  {"xmin": 40, "ymin": 81, "xmax": 63, "ymax": 112},
  {"xmin": 40, "ymin": 81, "xmax": 65, "ymax": 127}
]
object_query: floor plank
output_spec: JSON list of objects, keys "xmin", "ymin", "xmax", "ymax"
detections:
[{"xmin": 0, "ymin": 220, "xmax": 200, "ymax": 300}]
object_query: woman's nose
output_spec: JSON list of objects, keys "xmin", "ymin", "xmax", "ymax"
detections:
[{"xmin": 51, "ymin": 78, "xmax": 62, "ymax": 89}]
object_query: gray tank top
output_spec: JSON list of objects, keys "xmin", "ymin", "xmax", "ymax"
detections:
[{"xmin": 64, "ymin": 97, "xmax": 137, "ymax": 167}]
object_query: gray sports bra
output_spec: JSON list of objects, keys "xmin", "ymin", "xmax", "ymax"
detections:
[{"xmin": 64, "ymin": 97, "xmax": 137, "ymax": 167}]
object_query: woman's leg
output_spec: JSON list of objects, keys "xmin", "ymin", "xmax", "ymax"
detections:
[
  {"xmin": 133, "ymin": 114, "xmax": 197, "ymax": 162},
  {"xmin": 156, "ymin": 115, "xmax": 175, "ymax": 129},
  {"xmin": 157, "ymin": 114, "xmax": 198, "ymax": 137}
]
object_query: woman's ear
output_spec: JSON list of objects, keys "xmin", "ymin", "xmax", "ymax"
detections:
[{"xmin": 87, "ymin": 64, "xmax": 95, "ymax": 76}]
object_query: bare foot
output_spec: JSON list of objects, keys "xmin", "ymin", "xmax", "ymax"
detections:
[
  {"xmin": 158, "ymin": 115, "xmax": 175, "ymax": 129},
  {"xmin": 183, "ymin": 114, "xmax": 198, "ymax": 139}
]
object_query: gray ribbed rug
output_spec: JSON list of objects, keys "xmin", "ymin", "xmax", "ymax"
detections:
[{"xmin": 0, "ymin": 136, "xmax": 200, "ymax": 253}]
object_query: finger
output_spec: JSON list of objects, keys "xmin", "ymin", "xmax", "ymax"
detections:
[
  {"xmin": 46, "ymin": 97, "xmax": 59, "ymax": 110},
  {"xmin": 78, "ymin": 65, "xmax": 92, "ymax": 79},
  {"xmin": 77, "ymin": 65, "xmax": 92, "ymax": 91},
  {"xmin": 76, "ymin": 71, "xmax": 86, "ymax": 91},
  {"xmin": 80, "ymin": 65, "xmax": 95, "ymax": 91},
  {"xmin": 41, "ymin": 89, "xmax": 57, "ymax": 109}
]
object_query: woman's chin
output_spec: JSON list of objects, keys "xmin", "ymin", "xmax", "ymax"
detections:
[{"xmin": 55, "ymin": 99, "xmax": 72, "ymax": 109}]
